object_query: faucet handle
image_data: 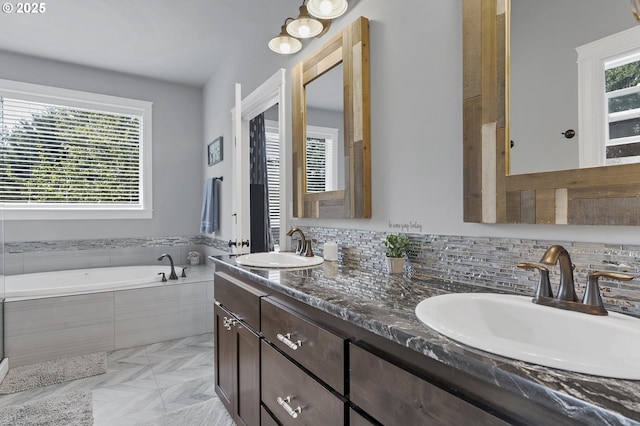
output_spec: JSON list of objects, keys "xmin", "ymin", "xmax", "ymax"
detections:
[
  {"xmin": 583, "ymin": 271, "xmax": 634, "ymax": 314},
  {"xmin": 181, "ymin": 267, "xmax": 187, "ymax": 278},
  {"xmin": 157, "ymin": 272, "xmax": 167, "ymax": 282},
  {"xmin": 517, "ymin": 262, "xmax": 552, "ymax": 299},
  {"xmin": 293, "ymin": 238, "xmax": 304, "ymax": 255},
  {"xmin": 303, "ymin": 239, "xmax": 317, "ymax": 257}
]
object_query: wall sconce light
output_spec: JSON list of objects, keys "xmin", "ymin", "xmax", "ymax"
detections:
[
  {"xmin": 633, "ymin": 0, "xmax": 640, "ymax": 22},
  {"xmin": 268, "ymin": 20, "xmax": 303, "ymax": 54},
  {"xmin": 269, "ymin": 0, "xmax": 347, "ymax": 54},
  {"xmin": 287, "ymin": 3, "xmax": 325, "ymax": 38},
  {"xmin": 306, "ymin": 0, "xmax": 348, "ymax": 20}
]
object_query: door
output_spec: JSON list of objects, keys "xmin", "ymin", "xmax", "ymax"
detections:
[
  {"xmin": 214, "ymin": 303, "xmax": 260, "ymax": 426},
  {"xmin": 215, "ymin": 304, "xmax": 235, "ymax": 413},
  {"xmin": 231, "ymin": 70, "xmax": 289, "ymax": 253}
]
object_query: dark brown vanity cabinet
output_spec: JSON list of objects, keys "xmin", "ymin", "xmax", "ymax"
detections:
[
  {"xmin": 214, "ymin": 272, "xmax": 266, "ymax": 426},
  {"xmin": 213, "ymin": 265, "xmax": 518, "ymax": 425},
  {"xmin": 349, "ymin": 344, "xmax": 508, "ymax": 426}
]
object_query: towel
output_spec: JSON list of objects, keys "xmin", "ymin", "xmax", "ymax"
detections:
[{"xmin": 200, "ymin": 178, "xmax": 219, "ymax": 234}]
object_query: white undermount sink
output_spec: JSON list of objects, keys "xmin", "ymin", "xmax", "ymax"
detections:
[
  {"xmin": 415, "ymin": 293, "xmax": 640, "ymax": 379},
  {"xmin": 235, "ymin": 252, "xmax": 324, "ymax": 269}
]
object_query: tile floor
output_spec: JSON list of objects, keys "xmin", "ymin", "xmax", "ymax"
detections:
[{"xmin": 0, "ymin": 333, "xmax": 218, "ymax": 425}]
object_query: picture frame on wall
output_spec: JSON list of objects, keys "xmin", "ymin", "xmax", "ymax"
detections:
[{"xmin": 208, "ymin": 136, "xmax": 223, "ymax": 166}]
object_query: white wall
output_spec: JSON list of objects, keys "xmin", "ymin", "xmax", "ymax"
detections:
[
  {"xmin": 0, "ymin": 50, "xmax": 203, "ymax": 242},
  {"xmin": 201, "ymin": 0, "xmax": 640, "ymax": 247}
]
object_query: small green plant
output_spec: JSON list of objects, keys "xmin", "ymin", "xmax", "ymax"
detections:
[{"xmin": 383, "ymin": 234, "xmax": 411, "ymax": 258}]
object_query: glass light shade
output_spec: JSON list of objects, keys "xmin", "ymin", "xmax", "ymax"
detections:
[
  {"xmin": 269, "ymin": 26, "xmax": 302, "ymax": 54},
  {"xmin": 286, "ymin": 6, "xmax": 324, "ymax": 38},
  {"xmin": 307, "ymin": 0, "xmax": 348, "ymax": 19}
]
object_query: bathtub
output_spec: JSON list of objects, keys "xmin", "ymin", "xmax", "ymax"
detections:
[
  {"xmin": 5, "ymin": 265, "xmax": 183, "ymax": 299},
  {"xmin": 3, "ymin": 264, "xmax": 213, "ymax": 367}
]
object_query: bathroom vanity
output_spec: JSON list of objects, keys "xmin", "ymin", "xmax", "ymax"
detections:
[{"xmin": 211, "ymin": 255, "xmax": 640, "ymax": 425}]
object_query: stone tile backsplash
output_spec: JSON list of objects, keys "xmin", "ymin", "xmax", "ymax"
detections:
[
  {"xmin": 2, "ymin": 235, "xmax": 229, "ymax": 275},
  {"xmin": 3, "ymin": 228, "xmax": 640, "ymax": 315},
  {"xmin": 301, "ymin": 226, "xmax": 640, "ymax": 316}
]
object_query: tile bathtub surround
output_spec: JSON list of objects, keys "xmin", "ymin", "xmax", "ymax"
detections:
[
  {"xmin": 4, "ymin": 267, "xmax": 213, "ymax": 366},
  {"xmin": 301, "ymin": 226, "xmax": 640, "ymax": 316}
]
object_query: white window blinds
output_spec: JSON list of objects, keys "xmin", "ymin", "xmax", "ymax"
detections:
[
  {"xmin": 0, "ymin": 79, "xmax": 152, "ymax": 219},
  {"xmin": 306, "ymin": 137, "xmax": 329, "ymax": 193},
  {"xmin": 265, "ymin": 128, "xmax": 281, "ymax": 229}
]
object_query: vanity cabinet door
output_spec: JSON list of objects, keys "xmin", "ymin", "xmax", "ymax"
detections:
[
  {"xmin": 214, "ymin": 303, "xmax": 261, "ymax": 426},
  {"xmin": 261, "ymin": 297, "xmax": 346, "ymax": 393},
  {"xmin": 350, "ymin": 408, "xmax": 377, "ymax": 425},
  {"xmin": 349, "ymin": 344, "xmax": 508, "ymax": 426},
  {"xmin": 214, "ymin": 304, "xmax": 234, "ymax": 413},
  {"xmin": 262, "ymin": 341, "xmax": 345, "ymax": 425}
]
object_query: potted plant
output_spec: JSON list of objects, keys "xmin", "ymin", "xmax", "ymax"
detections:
[{"xmin": 383, "ymin": 234, "xmax": 411, "ymax": 273}]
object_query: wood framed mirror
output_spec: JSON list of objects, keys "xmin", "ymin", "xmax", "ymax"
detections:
[
  {"xmin": 463, "ymin": 0, "xmax": 640, "ymax": 225},
  {"xmin": 292, "ymin": 16, "xmax": 371, "ymax": 218}
]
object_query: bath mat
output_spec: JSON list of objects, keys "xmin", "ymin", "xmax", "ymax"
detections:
[
  {"xmin": 138, "ymin": 397, "xmax": 234, "ymax": 426},
  {"xmin": 0, "ymin": 352, "xmax": 107, "ymax": 395},
  {"xmin": 0, "ymin": 390, "xmax": 93, "ymax": 425}
]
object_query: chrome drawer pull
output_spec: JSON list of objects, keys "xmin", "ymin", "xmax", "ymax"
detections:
[
  {"xmin": 223, "ymin": 317, "xmax": 237, "ymax": 331},
  {"xmin": 277, "ymin": 333, "xmax": 302, "ymax": 350},
  {"xmin": 277, "ymin": 395, "xmax": 301, "ymax": 419}
]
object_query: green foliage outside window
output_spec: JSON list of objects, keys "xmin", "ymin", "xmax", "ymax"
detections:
[{"xmin": 0, "ymin": 105, "xmax": 141, "ymax": 204}]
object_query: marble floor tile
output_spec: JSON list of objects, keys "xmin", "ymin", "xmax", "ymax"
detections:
[{"xmin": 0, "ymin": 333, "xmax": 221, "ymax": 425}]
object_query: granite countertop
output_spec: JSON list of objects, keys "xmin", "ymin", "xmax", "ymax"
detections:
[{"xmin": 209, "ymin": 255, "xmax": 640, "ymax": 426}]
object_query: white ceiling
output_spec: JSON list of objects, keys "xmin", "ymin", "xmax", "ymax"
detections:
[{"xmin": 0, "ymin": 0, "xmax": 296, "ymax": 87}]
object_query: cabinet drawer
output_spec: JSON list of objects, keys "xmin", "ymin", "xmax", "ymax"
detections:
[
  {"xmin": 262, "ymin": 341, "xmax": 345, "ymax": 426},
  {"xmin": 261, "ymin": 297, "xmax": 346, "ymax": 393},
  {"xmin": 350, "ymin": 344, "xmax": 508, "ymax": 426},
  {"xmin": 214, "ymin": 271, "xmax": 266, "ymax": 331}
]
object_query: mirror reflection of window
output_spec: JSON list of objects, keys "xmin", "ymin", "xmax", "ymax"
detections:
[
  {"xmin": 605, "ymin": 53, "xmax": 640, "ymax": 165},
  {"xmin": 304, "ymin": 63, "xmax": 344, "ymax": 193},
  {"xmin": 305, "ymin": 126, "xmax": 339, "ymax": 192}
]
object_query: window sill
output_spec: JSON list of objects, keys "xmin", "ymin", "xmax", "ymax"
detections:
[{"xmin": 0, "ymin": 208, "xmax": 153, "ymax": 220}]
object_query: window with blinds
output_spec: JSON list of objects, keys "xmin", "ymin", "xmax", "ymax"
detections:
[
  {"xmin": 305, "ymin": 126, "xmax": 339, "ymax": 193},
  {"xmin": 265, "ymin": 123, "xmax": 281, "ymax": 246},
  {"xmin": 0, "ymin": 79, "xmax": 152, "ymax": 219},
  {"xmin": 306, "ymin": 137, "xmax": 330, "ymax": 193},
  {"xmin": 605, "ymin": 52, "xmax": 640, "ymax": 165}
]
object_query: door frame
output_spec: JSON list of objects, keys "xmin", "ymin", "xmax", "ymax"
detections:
[{"xmin": 231, "ymin": 69, "xmax": 288, "ymax": 253}]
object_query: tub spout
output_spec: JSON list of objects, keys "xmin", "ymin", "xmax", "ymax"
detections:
[{"xmin": 158, "ymin": 254, "xmax": 179, "ymax": 280}]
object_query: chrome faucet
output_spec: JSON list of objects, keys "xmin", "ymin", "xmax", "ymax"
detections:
[
  {"xmin": 539, "ymin": 245, "xmax": 578, "ymax": 302},
  {"xmin": 286, "ymin": 227, "xmax": 316, "ymax": 257},
  {"xmin": 158, "ymin": 253, "xmax": 179, "ymax": 280},
  {"xmin": 286, "ymin": 227, "xmax": 306, "ymax": 255},
  {"xmin": 518, "ymin": 245, "xmax": 634, "ymax": 315}
]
